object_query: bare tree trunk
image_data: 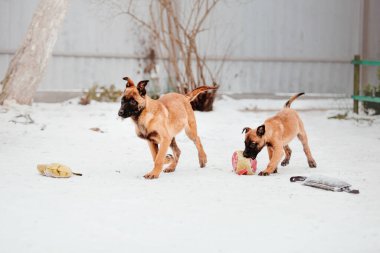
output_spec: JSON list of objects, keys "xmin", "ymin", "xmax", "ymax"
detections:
[{"xmin": 0, "ymin": 0, "xmax": 69, "ymax": 105}]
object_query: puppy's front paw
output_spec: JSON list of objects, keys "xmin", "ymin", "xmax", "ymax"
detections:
[
  {"xmin": 163, "ymin": 166, "xmax": 175, "ymax": 173},
  {"xmin": 144, "ymin": 171, "xmax": 160, "ymax": 179},
  {"xmin": 308, "ymin": 159, "xmax": 317, "ymax": 168},
  {"xmin": 199, "ymin": 154, "xmax": 207, "ymax": 168},
  {"xmin": 258, "ymin": 171, "xmax": 270, "ymax": 176},
  {"xmin": 281, "ymin": 159, "xmax": 289, "ymax": 166}
]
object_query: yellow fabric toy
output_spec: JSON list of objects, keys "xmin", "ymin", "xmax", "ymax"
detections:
[{"xmin": 37, "ymin": 163, "xmax": 82, "ymax": 178}]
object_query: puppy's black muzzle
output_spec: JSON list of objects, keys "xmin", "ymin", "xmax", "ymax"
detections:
[
  {"xmin": 118, "ymin": 109, "xmax": 134, "ymax": 118},
  {"xmin": 118, "ymin": 109, "xmax": 132, "ymax": 118},
  {"xmin": 118, "ymin": 108, "xmax": 128, "ymax": 118},
  {"xmin": 243, "ymin": 140, "xmax": 262, "ymax": 159},
  {"xmin": 243, "ymin": 149, "xmax": 258, "ymax": 160},
  {"xmin": 118, "ymin": 97, "xmax": 141, "ymax": 118}
]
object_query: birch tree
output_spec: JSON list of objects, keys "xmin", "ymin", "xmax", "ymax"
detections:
[{"xmin": 0, "ymin": 0, "xmax": 69, "ymax": 105}]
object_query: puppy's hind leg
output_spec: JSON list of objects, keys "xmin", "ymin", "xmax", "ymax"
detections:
[
  {"xmin": 281, "ymin": 145, "xmax": 292, "ymax": 167},
  {"xmin": 297, "ymin": 122, "xmax": 317, "ymax": 168},
  {"xmin": 164, "ymin": 138, "xmax": 181, "ymax": 173},
  {"xmin": 185, "ymin": 119, "xmax": 207, "ymax": 168}
]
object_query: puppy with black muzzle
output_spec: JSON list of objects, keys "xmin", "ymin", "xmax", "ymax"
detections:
[
  {"xmin": 118, "ymin": 77, "xmax": 217, "ymax": 179},
  {"xmin": 242, "ymin": 93, "xmax": 317, "ymax": 176}
]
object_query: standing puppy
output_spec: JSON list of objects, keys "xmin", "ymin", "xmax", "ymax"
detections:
[
  {"xmin": 242, "ymin": 93, "xmax": 317, "ymax": 176},
  {"xmin": 118, "ymin": 77, "xmax": 217, "ymax": 179}
]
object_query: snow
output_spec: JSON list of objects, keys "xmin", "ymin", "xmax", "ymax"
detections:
[{"xmin": 0, "ymin": 96, "xmax": 380, "ymax": 253}]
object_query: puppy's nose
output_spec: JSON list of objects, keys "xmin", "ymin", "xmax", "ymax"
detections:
[
  {"xmin": 243, "ymin": 151, "xmax": 248, "ymax": 158},
  {"xmin": 118, "ymin": 110, "xmax": 124, "ymax": 116}
]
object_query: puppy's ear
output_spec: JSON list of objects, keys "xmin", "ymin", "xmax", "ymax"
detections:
[
  {"xmin": 137, "ymin": 80, "xmax": 149, "ymax": 97},
  {"xmin": 242, "ymin": 127, "xmax": 251, "ymax": 134},
  {"xmin": 256, "ymin": 125, "xmax": 265, "ymax": 137},
  {"xmin": 123, "ymin": 77, "xmax": 135, "ymax": 87}
]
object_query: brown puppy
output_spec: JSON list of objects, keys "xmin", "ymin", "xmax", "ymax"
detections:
[
  {"xmin": 242, "ymin": 93, "xmax": 317, "ymax": 176},
  {"xmin": 118, "ymin": 77, "xmax": 217, "ymax": 179}
]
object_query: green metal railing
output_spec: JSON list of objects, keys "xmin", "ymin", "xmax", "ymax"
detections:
[
  {"xmin": 351, "ymin": 59, "xmax": 380, "ymax": 66},
  {"xmin": 351, "ymin": 55, "xmax": 380, "ymax": 113}
]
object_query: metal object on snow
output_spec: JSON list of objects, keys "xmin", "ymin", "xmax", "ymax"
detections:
[{"xmin": 290, "ymin": 175, "xmax": 359, "ymax": 194}]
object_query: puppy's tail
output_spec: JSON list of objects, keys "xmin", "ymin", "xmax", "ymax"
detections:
[
  {"xmin": 284, "ymin": 92, "xmax": 305, "ymax": 108},
  {"xmin": 186, "ymin": 86, "xmax": 219, "ymax": 102}
]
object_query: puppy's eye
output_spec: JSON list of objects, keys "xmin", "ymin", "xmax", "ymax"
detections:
[
  {"xmin": 249, "ymin": 142, "xmax": 256, "ymax": 148},
  {"xmin": 129, "ymin": 99, "xmax": 137, "ymax": 105}
]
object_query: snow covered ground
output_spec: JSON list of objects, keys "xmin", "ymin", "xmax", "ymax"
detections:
[{"xmin": 0, "ymin": 95, "xmax": 379, "ymax": 253}]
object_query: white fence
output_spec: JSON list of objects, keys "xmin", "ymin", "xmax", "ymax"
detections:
[{"xmin": 0, "ymin": 0, "xmax": 365, "ymax": 95}]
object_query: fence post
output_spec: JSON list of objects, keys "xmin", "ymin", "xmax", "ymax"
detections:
[{"xmin": 353, "ymin": 55, "xmax": 360, "ymax": 114}]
